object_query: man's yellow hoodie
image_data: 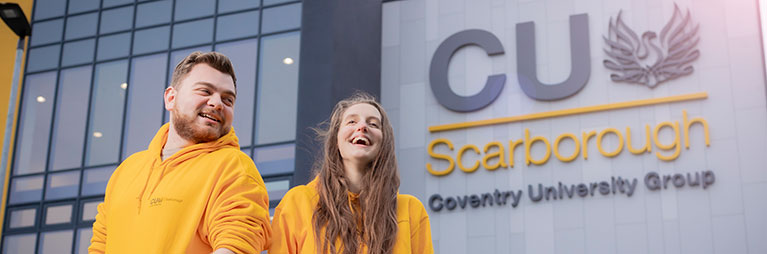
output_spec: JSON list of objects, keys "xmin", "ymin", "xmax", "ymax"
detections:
[{"xmin": 89, "ymin": 123, "xmax": 271, "ymax": 253}]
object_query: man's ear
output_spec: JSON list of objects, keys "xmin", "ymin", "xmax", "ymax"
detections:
[{"xmin": 164, "ymin": 86, "xmax": 176, "ymax": 111}]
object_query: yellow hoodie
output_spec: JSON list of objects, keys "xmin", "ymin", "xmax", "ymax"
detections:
[
  {"xmin": 89, "ymin": 123, "xmax": 271, "ymax": 253},
  {"xmin": 270, "ymin": 178, "xmax": 434, "ymax": 254}
]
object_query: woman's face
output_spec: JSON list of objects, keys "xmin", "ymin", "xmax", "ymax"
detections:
[{"xmin": 337, "ymin": 103, "xmax": 384, "ymax": 168}]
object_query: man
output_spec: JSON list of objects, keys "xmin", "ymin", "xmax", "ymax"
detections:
[{"xmin": 89, "ymin": 52, "xmax": 271, "ymax": 253}]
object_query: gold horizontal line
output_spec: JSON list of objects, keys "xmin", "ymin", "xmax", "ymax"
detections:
[{"xmin": 428, "ymin": 92, "xmax": 708, "ymax": 133}]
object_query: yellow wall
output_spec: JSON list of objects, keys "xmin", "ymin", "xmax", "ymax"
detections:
[{"xmin": 0, "ymin": 0, "xmax": 34, "ymax": 239}]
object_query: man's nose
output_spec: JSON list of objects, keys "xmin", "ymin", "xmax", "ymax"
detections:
[{"xmin": 208, "ymin": 95, "xmax": 223, "ymax": 110}]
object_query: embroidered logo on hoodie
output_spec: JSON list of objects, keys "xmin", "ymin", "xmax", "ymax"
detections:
[{"xmin": 149, "ymin": 197, "xmax": 184, "ymax": 208}]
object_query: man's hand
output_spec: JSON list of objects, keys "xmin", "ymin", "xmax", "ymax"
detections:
[{"xmin": 212, "ymin": 248, "xmax": 235, "ymax": 254}]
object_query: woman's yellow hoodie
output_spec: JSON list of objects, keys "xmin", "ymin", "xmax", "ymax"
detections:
[
  {"xmin": 270, "ymin": 178, "xmax": 434, "ymax": 254},
  {"xmin": 89, "ymin": 123, "xmax": 271, "ymax": 253}
]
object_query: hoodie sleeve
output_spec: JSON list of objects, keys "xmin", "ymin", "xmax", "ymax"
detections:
[
  {"xmin": 408, "ymin": 196, "xmax": 434, "ymax": 254},
  {"xmin": 269, "ymin": 187, "xmax": 306, "ymax": 254},
  {"xmin": 88, "ymin": 202, "xmax": 108, "ymax": 253},
  {"xmin": 89, "ymin": 155, "xmax": 128, "ymax": 253},
  {"xmin": 204, "ymin": 153, "xmax": 272, "ymax": 253},
  {"xmin": 269, "ymin": 203, "xmax": 294, "ymax": 254}
]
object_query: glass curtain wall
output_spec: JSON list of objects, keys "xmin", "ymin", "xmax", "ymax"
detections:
[{"xmin": 3, "ymin": 0, "xmax": 301, "ymax": 253}]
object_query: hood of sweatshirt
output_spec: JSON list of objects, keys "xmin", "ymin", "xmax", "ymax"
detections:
[
  {"xmin": 136, "ymin": 123, "xmax": 240, "ymax": 212},
  {"xmin": 148, "ymin": 123, "xmax": 239, "ymax": 165}
]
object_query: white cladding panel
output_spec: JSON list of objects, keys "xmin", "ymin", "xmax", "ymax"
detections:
[{"xmin": 382, "ymin": 0, "xmax": 767, "ymax": 253}]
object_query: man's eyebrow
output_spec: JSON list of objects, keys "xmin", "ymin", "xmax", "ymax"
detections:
[{"xmin": 194, "ymin": 82, "xmax": 236, "ymax": 99}]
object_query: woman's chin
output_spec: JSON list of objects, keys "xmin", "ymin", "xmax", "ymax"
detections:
[{"xmin": 344, "ymin": 155, "xmax": 375, "ymax": 166}]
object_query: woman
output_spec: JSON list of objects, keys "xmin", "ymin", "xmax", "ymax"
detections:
[{"xmin": 270, "ymin": 93, "xmax": 433, "ymax": 254}]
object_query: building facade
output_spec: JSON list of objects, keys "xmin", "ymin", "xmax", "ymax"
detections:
[
  {"xmin": 2, "ymin": 0, "xmax": 767, "ymax": 253},
  {"xmin": 382, "ymin": 0, "xmax": 767, "ymax": 253}
]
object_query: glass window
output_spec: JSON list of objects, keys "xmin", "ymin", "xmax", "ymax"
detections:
[
  {"xmin": 81, "ymin": 201, "xmax": 100, "ymax": 221},
  {"xmin": 26, "ymin": 45, "xmax": 60, "ymax": 72},
  {"xmin": 241, "ymin": 147, "xmax": 252, "ymax": 157},
  {"xmin": 261, "ymin": 3, "xmax": 301, "ymax": 34},
  {"xmin": 8, "ymin": 207, "xmax": 37, "ymax": 229},
  {"xmin": 133, "ymin": 26, "xmax": 170, "ymax": 55},
  {"xmin": 13, "ymin": 72, "xmax": 56, "ymax": 175},
  {"xmin": 256, "ymin": 32, "xmax": 299, "ymax": 144},
  {"xmin": 264, "ymin": 0, "xmax": 295, "ymax": 6},
  {"xmin": 65, "ymin": 13, "xmax": 98, "ymax": 40},
  {"xmin": 173, "ymin": 0, "xmax": 215, "ymax": 21},
  {"xmin": 33, "ymin": 0, "xmax": 65, "ymax": 20},
  {"xmin": 216, "ymin": 11, "xmax": 259, "ymax": 41},
  {"xmin": 50, "ymin": 66, "xmax": 92, "ymax": 171},
  {"xmin": 81, "ymin": 166, "xmax": 116, "ymax": 196},
  {"xmin": 136, "ymin": 0, "xmax": 172, "ymax": 28},
  {"xmin": 62, "ymin": 39, "xmax": 95, "ymax": 66},
  {"xmin": 39, "ymin": 230, "xmax": 73, "ymax": 254},
  {"xmin": 75, "ymin": 227, "xmax": 93, "ymax": 254},
  {"xmin": 254, "ymin": 143, "xmax": 295, "ymax": 176},
  {"xmin": 2, "ymin": 234, "xmax": 36, "ymax": 254},
  {"xmin": 30, "ymin": 19, "xmax": 63, "ymax": 46},
  {"xmin": 45, "ymin": 171, "xmax": 81, "ymax": 200},
  {"xmin": 68, "ymin": 0, "xmax": 100, "ymax": 14},
  {"xmin": 218, "ymin": 0, "xmax": 260, "ymax": 14},
  {"xmin": 97, "ymin": 32, "xmax": 131, "ymax": 61},
  {"xmin": 9, "ymin": 176, "xmax": 44, "ymax": 205},
  {"xmin": 171, "ymin": 18, "xmax": 213, "ymax": 49},
  {"xmin": 45, "ymin": 204, "xmax": 73, "ymax": 225},
  {"xmin": 124, "ymin": 54, "xmax": 167, "ymax": 158},
  {"xmin": 265, "ymin": 178, "xmax": 290, "ymax": 201},
  {"xmin": 103, "ymin": 0, "xmax": 134, "ymax": 8},
  {"xmin": 85, "ymin": 60, "xmax": 128, "ymax": 166},
  {"xmin": 100, "ymin": 6, "xmax": 134, "ymax": 34},
  {"xmin": 216, "ymin": 39, "xmax": 258, "ymax": 147}
]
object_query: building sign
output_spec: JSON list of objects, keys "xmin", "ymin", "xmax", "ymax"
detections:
[
  {"xmin": 604, "ymin": 5, "xmax": 700, "ymax": 88},
  {"xmin": 382, "ymin": 0, "xmax": 767, "ymax": 252},
  {"xmin": 429, "ymin": 14, "xmax": 590, "ymax": 112},
  {"xmin": 428, "ymin": 170, "xmax": 715, "ymax": 212},
  {"xmin": 425, "ymin": 5, "xmax": 710, "ymax": 193}
]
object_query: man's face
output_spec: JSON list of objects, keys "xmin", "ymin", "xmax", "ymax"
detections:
[{"xmin": 165, "ymin": 63, "xmax": 236, "ymax": 143}]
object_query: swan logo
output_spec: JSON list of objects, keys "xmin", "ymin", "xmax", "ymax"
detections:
[{"xmin": 603, "ymin": 4, "xmax": 700, "ymax": 88}]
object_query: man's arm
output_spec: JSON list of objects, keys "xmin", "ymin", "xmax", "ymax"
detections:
[
  {"xmin": 203, "ymin": 154, "xmax": 271, "ymax": 253},
  {"xmin": 212, "ymin": 248, "xmax": 234, "ymax": 254},
  {"xmin": 88, "ymin": 156, "xmax": 128, "ymax": 253},
  {"xmin": 88, "ymin": 202, "xmax": 108, "ymax": 253}
]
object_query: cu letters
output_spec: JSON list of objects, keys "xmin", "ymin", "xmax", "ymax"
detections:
[{"xmin": 429, "ymin": 14, "xmax": 591, "ymax": 112}]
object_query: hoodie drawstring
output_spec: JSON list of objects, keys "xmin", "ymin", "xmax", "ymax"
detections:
[{"xmin": 136, "ymin": 161, "xmax": 152, "ymax": 214}]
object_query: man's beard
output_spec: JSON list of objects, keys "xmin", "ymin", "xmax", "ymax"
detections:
[{"xmin": 171, "ymin": 107, "xmax": 229, "ymax": 144}]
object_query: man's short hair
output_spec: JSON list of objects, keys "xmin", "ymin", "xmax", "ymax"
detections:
[{"xmin": 170, "ymin": 51, "xmax": 237, "ymax": 89}]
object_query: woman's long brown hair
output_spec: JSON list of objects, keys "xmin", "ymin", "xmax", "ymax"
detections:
[{"xmin": 312, "ymin": 93, "xmax": 399, "ymax": 254}]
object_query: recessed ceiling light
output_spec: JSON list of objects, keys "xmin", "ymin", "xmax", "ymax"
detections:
[{"xmin": 283, "ymin": 57, "xmax": 294, "ymax": 65}]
